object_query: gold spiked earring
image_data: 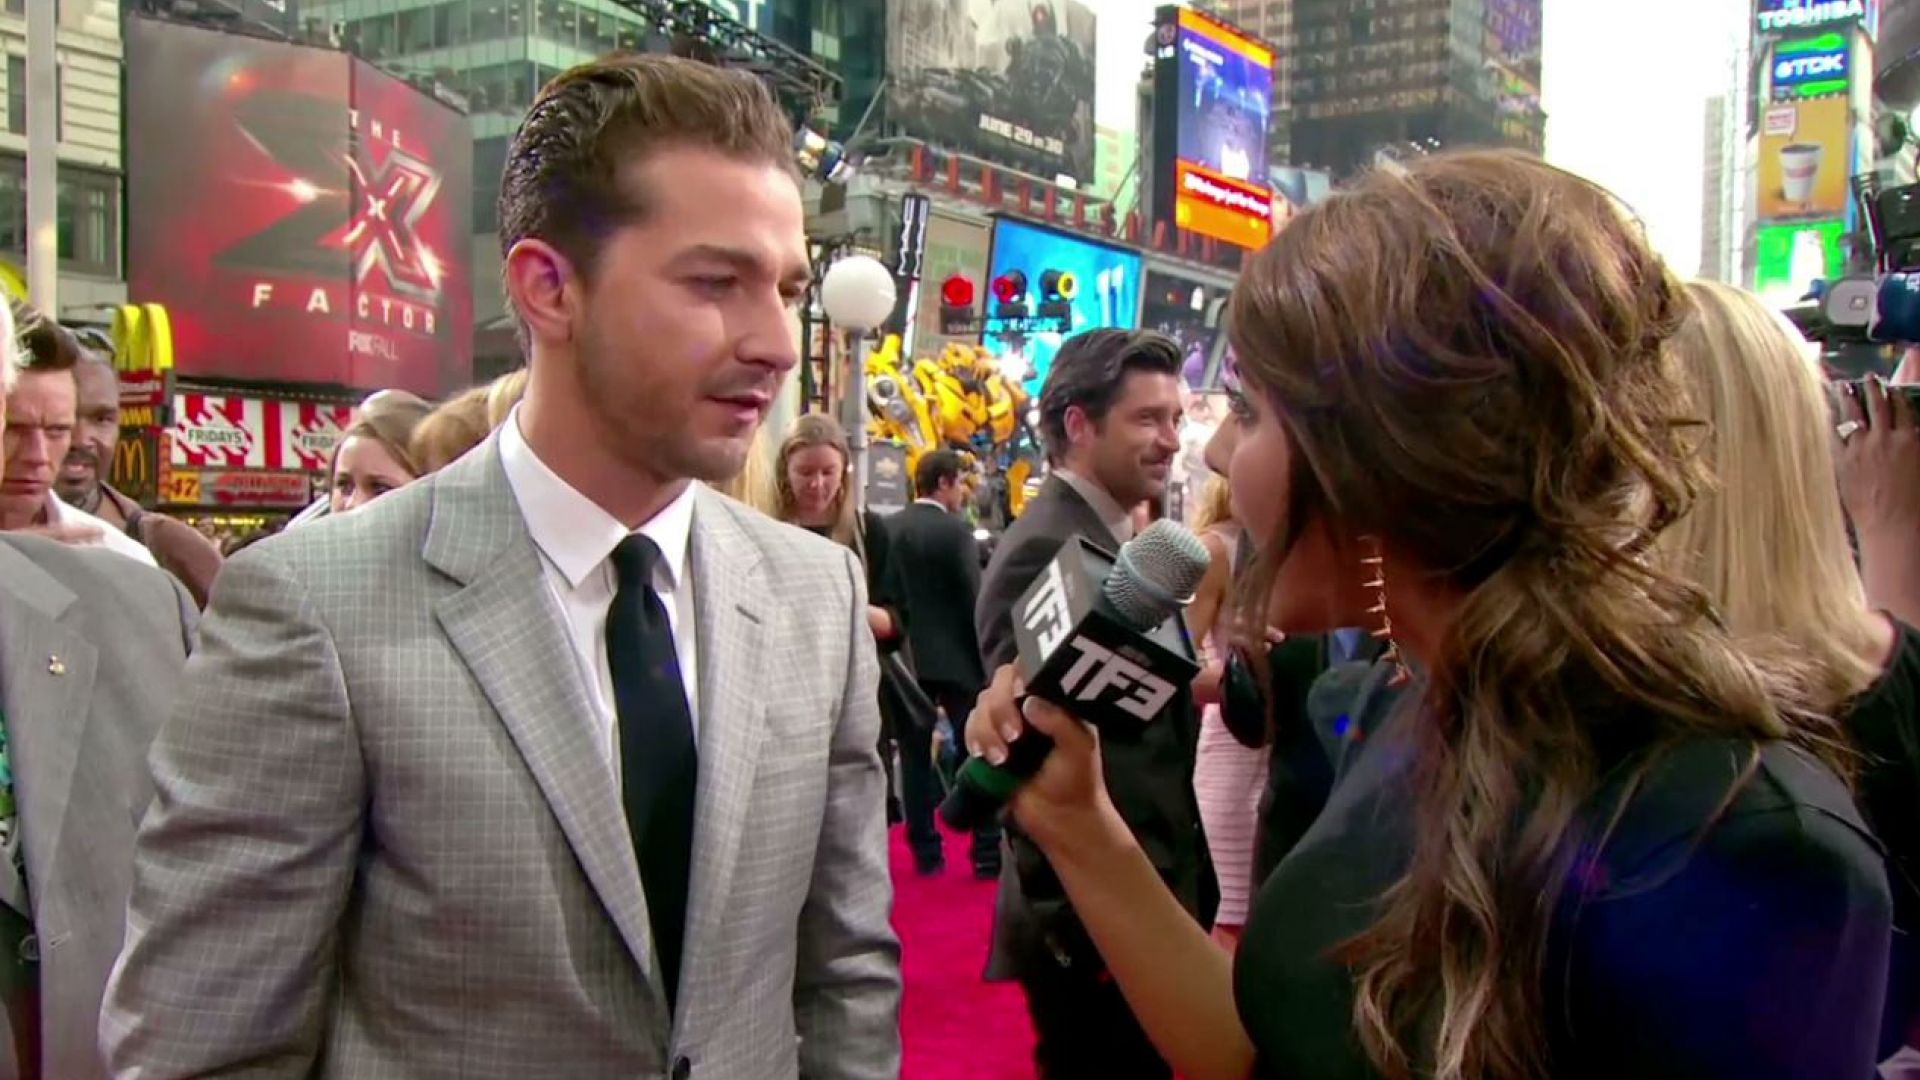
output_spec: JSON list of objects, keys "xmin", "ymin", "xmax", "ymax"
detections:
[{"xmin": 1359, "ymin": 534, "xmax": 1410, "ymax": 687}]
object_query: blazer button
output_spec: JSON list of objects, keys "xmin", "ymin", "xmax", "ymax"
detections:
[{"xmin": 670, "ymin": 1056, "xmax": 691, "ymax": 1080}]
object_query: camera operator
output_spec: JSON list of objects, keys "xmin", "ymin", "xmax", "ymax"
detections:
[{"xmin": 1837, "ymin": 375, "xmax": 1920, "ymax": 632}]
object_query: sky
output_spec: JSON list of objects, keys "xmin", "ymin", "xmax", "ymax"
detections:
[{"xmin": 1091, "ymin": 0, "xmax": 1750, "ymax": 276}]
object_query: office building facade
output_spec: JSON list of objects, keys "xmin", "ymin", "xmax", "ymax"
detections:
[
  {"xmin": 0, "ymin": 0, "xmax": 126, "ymax": 315},
  {"xmin": 1281, "ymin": 0, "xmax": 1543, "ymax": 178}
]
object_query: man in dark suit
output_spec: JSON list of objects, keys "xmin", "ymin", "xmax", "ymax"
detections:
[
  {"xmin": 973, "ymin": 329, "xmax": 1215, "ymax": 1079},
  {"xmin": 885, "ymin": 449, "xmax": 995, "ymax": 877}
]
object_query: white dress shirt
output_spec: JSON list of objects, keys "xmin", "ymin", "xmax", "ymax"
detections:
[
  {"xmin": 48, "ymin": 494, "xmax": 160, "ymax": 568},
  {"xmin": 499, "ymin": 408, "xmax": 701, "ymax": 782}
]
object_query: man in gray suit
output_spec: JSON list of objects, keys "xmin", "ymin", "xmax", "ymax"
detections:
[
  {"xmin": 0, "ymin": 304, "xmax": 196, "ymax": 1079},
  {"xmin": 102, "ymin": 55, "xmax": 901, "ymax": 1079}
]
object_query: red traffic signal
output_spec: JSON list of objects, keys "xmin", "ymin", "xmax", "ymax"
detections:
[
  {"xmin": 991, "ymin": 270, "xmax": 1028, "ymax": 305},
  {"xmin": 941, "ymin": 274, "xmax": 975, "ymax": 308},
  {"xmin": 1039, "ymin": 269, "xmax": 1078, "ymax": 302}
]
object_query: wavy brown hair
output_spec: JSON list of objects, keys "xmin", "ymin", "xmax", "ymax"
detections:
[{"xmin": 1227, "ymin": 150, "xmax": 1837, "ymax": 1079}]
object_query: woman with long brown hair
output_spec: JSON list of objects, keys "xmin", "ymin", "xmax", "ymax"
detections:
[{"xmin": 967, "ymin": 150, "xmax": 1891, "ymax": 1078}]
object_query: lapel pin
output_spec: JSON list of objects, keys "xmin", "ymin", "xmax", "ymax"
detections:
[{"xmin": 47, "ymin": 656, "xmax": 65, "ymax": 677}]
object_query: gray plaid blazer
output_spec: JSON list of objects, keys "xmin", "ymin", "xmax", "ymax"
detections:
[
  {"xmin": 101, "ymin": 435, "xmax": 902, "ymax": 1079},
  {"xmin": 0, "ymin": 535, "xmax": 193, "ymax": 1080}
]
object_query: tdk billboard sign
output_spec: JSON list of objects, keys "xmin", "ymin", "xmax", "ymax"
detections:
[{"xmin": 1771, "ymin": 34, "xmax": 1853, "ymax": 100}]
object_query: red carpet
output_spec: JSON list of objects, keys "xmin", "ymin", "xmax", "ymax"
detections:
[{"xmin": 891, "ymin": 824, "xmax": 1035, "ymax": 1079}]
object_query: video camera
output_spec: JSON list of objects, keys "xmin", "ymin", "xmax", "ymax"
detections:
[{"xmin": 1803, "ymin": 175, "xmax": 1920, "ymax": 344}]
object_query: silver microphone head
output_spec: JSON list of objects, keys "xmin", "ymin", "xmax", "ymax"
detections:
[{"xmin": 1103, "ymin": 519, "xmax": 1212, "ymax": 631}]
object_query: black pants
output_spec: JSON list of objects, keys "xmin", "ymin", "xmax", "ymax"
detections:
[
  {"xmin": 899, "ymin": 679, "xmax": 1000, "ymax": 870},
  {"xmin": 1022, "ymin": 958, "xmax": 1173, "ymax": 1079}
]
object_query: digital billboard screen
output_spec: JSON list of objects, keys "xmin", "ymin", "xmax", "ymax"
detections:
[
  {"xmin": 885, "ymin": 0, "xmax": 1099, "ymax": 184},
  {"xmin": 1140, "ymin": 270, "xmax": 1226, "ymax": 389},
  {"xmin": 126, "ymin": 17, "xmax": 473, "ymax": 396},
  {"xmin": 1768, "ymin": 32, "xmax": 1852, "ymax": 101},
  {"xmin": 1754, "ymin": 219, "xmax": 1848, "ymax": 304},
  {"xmin": 1153, "ymin": 7, "xmax": 1276, "ymax": 249},
  {"xmin": 983, "ymin": 218, "xmax": 1142, "ymax": 390},
  {"xmin": 1756, "ymin": 96, "xmax": 1851, "ymax": 221}
]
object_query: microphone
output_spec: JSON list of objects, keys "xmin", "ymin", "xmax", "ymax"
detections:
[{"xmin": 940, "ymin": 519, "xmax": 1212, "ymax": 830}]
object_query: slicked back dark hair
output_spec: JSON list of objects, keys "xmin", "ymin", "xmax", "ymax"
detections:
[
  {"xmin": 1036, "ymin": 328, "xmax": 1183, "ymax": 466},
  {"xmin": 497, "ymin": 54, "xmax": 796, "ymax": 298}
]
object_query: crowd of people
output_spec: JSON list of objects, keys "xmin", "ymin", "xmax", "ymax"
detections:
[{"xmin": 0, "ymin": 49, "xmax": 1912, "ymax": 1080}]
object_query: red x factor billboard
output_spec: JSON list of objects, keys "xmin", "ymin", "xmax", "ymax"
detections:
[{"xmin": 126, "ymin": 16, "xmax": 473, "ymax": 396}]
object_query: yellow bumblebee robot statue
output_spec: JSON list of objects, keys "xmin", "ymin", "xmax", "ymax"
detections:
[{"xmin": 865, "ymin": 333, "xmax": 1043, "ymax": 525}]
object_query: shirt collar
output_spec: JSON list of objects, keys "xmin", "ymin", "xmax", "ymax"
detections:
[
  {"xmin": 499, "ymin": 405, "xmax": 695, "ymax": 591},
  {"xmin": 912, "ymin": 498, "xmax": 948, "ymax": 511},
  {"xmin": 1053, "ymin": 468, "xmax": 1134, "ymax": 545}
]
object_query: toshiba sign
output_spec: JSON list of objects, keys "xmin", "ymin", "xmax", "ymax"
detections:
[{"xmin": 1756, "ymin": 0, "xmax": 1868, "ymax": 35}]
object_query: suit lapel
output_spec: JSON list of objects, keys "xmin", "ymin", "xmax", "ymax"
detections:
[
  {"xmin": 0, "ymin": 543, "xmax": 96, "ymax": 919},
  {"xmin": 675, "ymin": 489, "xmax": 769, "ymax": 1037},
  {"xmin": 425, "ymin": 437, "xmax": 658, "ymax": 986},
  {"xmin": 1043, "ymin": 476, "xmax": 1115, "ymax": 547}
]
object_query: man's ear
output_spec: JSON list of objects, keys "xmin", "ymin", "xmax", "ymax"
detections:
[
  {"xmin": 502, "ymin": 238, "xmax": 579, "ymax": 347},
  {"xmin": 1061, "ymin": 404, "xmax": 1093, "ymax": 452}
]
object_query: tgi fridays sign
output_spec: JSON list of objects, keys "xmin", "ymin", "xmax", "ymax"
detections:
[{"xmin": 169, "ymin": 393, "xmax": 355, "ymax": 473}]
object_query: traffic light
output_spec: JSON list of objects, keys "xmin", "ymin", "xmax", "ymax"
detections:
[
  {"xmin": 991, "ymin": 270, "xmax": 1030, "ymax": 317},
  {"xmin": 941, "ymin": 274, "xmax": 975, "ymax": 309},
  {"xmin": 1038, "ymin": 269, "xmax": 1077, "ymax": 321},
  {"xmin": 938, "ymin": 274, "xmax": 980, "ymax": 335}
]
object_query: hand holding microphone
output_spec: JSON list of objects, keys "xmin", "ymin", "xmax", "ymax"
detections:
[
  {"xmin": 944, "ymin": 520, "xmax": 1212, "ymax": 832},
  {"xmin": 965, "ymin": 668, "xmax": 1116, "ymax": 846}
]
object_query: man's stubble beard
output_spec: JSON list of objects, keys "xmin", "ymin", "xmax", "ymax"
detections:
[
  {"xmin": 575, "ymin": 331, "xmax": 749, "ymax": 486},
  {"xmin": 1091, "ymin": 445, "xmax": 1154, "ymax": 509},
  {"xmin": 55, "ymin": 452, "xmax": 103, "ymax": 511},
  {"xmin": 55, "ymin": 479, "xmax": 102, "ymax": 512}
]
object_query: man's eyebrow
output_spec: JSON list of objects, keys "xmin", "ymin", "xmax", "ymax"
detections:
[
  {"xmin": 669, "ymin": 244, "xmax": 811, "ymax": 291},
  {"xmin": 670, "ymin": 244, "xmax": 759, "ymax": 270},
  {"xmin": 780, "ymin": 262, "xmax": 814, "ymax": 290}
]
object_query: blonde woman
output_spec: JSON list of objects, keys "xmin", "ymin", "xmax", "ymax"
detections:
[
  {"xmin": 329, "ymin": 393, "xmax": 432, "ymax": 516},
  {"xmin": 714, "ymin": 425, "xmax": 773, "ymax": 510},
  {"xmin": 1665, "ymin": 279, "xmax": 1920, "ymax": 1062},
  {"xmin": 1185, "ymin": 475, "xmax": 1266, "ymax": 947},
  {"xmin": 483, "ymin": 368, "xmax": 529, "ymax": 429},
  {"xmin": 410, "ymin": 370, "xmax": 532, "ymax": 476},
  {"xmin": 773, "ymin": 413, "xmax": 900, "ymax": 644},
  {"xmin": 775, "ymin": 413, "xmax": 914, "ymax": 827},
  {"xmin": 409, "ymin": 386, "xmax": 491, "ymax": 476}
]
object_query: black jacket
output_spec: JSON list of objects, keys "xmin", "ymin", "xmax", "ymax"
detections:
[
  {"xmin": 884, "ymin": 501, "xmax": 988, "ymax": 692},
  {"xmin": 973, "ymin": 475, "xmax": 1217, "ymax": 979},
  {"xmin": 1226, "ymin": 631, "xmax": 1389, "ymax": 887}
]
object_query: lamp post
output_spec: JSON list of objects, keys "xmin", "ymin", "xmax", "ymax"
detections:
[{"xmin": 817, "ymin": 254, "xmax": 896, "ymax": 513}]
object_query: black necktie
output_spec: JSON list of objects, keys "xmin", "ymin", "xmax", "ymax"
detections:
[{"xmin": 606, "ymin": 535, "xmax": 698, "ymax": 1011}]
